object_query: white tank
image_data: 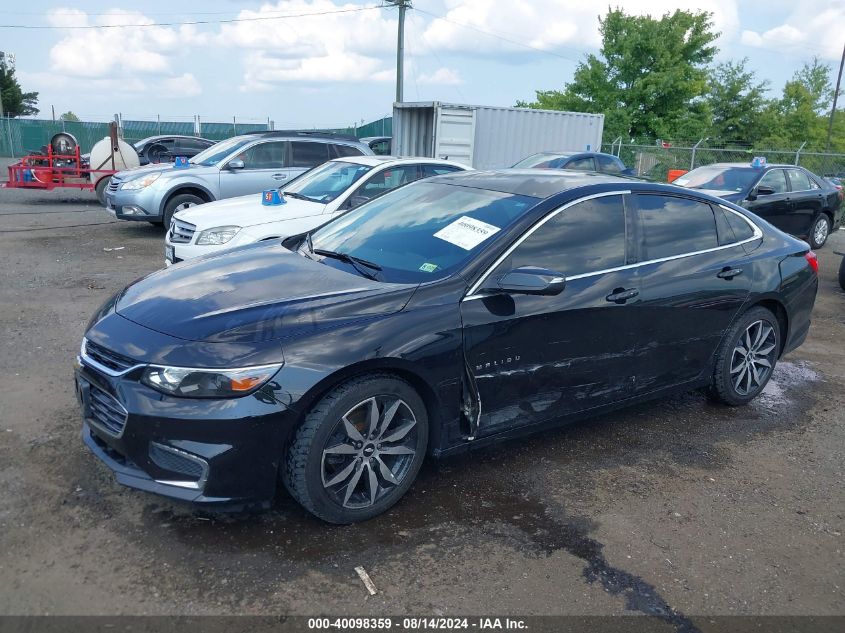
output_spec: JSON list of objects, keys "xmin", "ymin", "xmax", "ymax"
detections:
[{"xmin": 88, "ymin": 136, "xmax": 140, "ymax": 184}]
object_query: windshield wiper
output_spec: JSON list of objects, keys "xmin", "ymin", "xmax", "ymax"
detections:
[
  {"xmin": 281, "ymin": 191, "xmax": 318, "ymax": 202},
  {"xmin": 314, "ymin": 248, "xmax": 383, "ymax": 281}
]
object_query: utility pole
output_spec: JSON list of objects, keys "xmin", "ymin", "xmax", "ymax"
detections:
[
  {"xmin": 386, "ymin": 1, "xmax": 411, "ymax": 103},
  {"xmin": 827, "ymin": 41, "xmax": 845, "ymax": 151}
]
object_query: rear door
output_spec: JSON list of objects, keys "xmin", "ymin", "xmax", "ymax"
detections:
[
  {"xmin": 218, "ymin": 140, "xmax": 289, "ymax": 197},
  {"xmin": 785, "ymin": 168, "xmax": 824, "ymax": 237},
  {"xmin": 461, "ymin": 192, "xmax": 639, "ymax": 436},
  {"xmin": 630, "ymin": 193, "xmax": 753, "ymax": 393},
  {"xmin": 290, "ymin": 141, "xmax": 331, "ymax": 180}
]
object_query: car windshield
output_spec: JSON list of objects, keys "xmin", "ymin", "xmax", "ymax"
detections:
[
  {"xmin": 674, "ymin": 166, "xmax": 760, "ymax": 192},
  {"xmin": 284, "ymin": 160, "xmax": 370, "ymax": 203},
  {"xmin": 513, "ymin": 153, "xmax": 575, "ymax": 169},
  {"xmin": 309, "ymin": 181, "xmax": 538, "ymax": 283},
  {"xmin": 190, "ymin": 137, "xmax": 252, "ymax": 166}
]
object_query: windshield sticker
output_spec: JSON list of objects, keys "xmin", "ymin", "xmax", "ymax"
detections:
[
  {"xmin": 419, "ymin": 262, "xmax": 439, "ymax": 273},
  {"xmin": 434, "ymin": 216, "xmax": 501, "ymax": 251}
]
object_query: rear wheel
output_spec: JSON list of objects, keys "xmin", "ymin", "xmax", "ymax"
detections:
[
  {"xmin": 809, "ymin": 214, "xmax": 831, "ymax": 249},
  {"xmin": 838, "ymin": 254, "xmax": 845, "ymax": 292},
  {"xmin": 94, "ymin": 177, "xmax": 110, "ymax": 206},
  {"xmin": 162, "ymin": 193, "xmax": 204, "ymax": 230},
  {"xmin": 283, "ymin": 374, "xmax": 428, "ymax": 523},
  {"xmin": 710, "ymin": 306, "xmax": 780, "ymax": 406}
]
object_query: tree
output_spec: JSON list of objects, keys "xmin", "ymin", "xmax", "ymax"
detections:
[
  {"xmin": 0, "ymin": 59, "xmax": 39, "ymax": 117},
  {"xmin": 706, "ymin": 58, "xmax": 769, "ymax": 144},
  {"xmin": 517, "ymin": 8, "xmax": 718, "ymax": 141},
  {"xmin": 60, "ymin": 111, "xmax": 80, "ymax": 122}
]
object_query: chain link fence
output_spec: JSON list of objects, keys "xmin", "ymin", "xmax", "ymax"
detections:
[
  {"xmin": 0, "ymin": 115, "xmax": 393, "ymax": 158},
  {"xmin": 602, "ymin": 140, "xmax": 845, "ymax": 181}
]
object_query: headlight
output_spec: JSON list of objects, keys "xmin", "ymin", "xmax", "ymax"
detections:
[
  {"xmin": 121, "ymin": 172, "xmax": 161, "ymax": 190},
  {"xmin": 196, "ymin": 226, "xmax": 241, "ymax": 245},
  {"xmin": 141, "ymin": 363, "xmax": 281, "ymax": 398}
]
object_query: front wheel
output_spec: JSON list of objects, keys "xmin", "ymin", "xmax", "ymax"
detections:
[
  {"xmin": 94, "ymin": 177, "xmax": 110, "ymax": 206},
  {"xmin": 162, "ymin": 193, "xmax": 204, "ymax": 230},
  {"xmin": 283, "ymin": 374, "xmax": 428, "ymax": 523},
  {"xmin": 809, "ymin": 214, "xmax": 831, "ymax": 249},
  {"xmin": 709, "ymin": 307, "xmax": 780, "ymax": 406}
]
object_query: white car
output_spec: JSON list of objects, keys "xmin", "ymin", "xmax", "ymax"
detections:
[{"xmin": 164, "ymin": 156, "xmax": 468, "ymax": 265}]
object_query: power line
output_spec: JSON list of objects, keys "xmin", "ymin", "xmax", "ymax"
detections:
[{"xmin": 0, "ymin": 5, "xmax": 381, "ymax": 29}]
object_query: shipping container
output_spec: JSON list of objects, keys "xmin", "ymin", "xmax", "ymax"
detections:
[{"xmin": 392, "ymin": 102, "xmax": 605, "ymax": 170}]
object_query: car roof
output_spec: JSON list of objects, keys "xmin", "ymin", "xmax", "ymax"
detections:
[
  {"xmin": 333, "ymin": 156, "xmax": 468, "ymax": 168},
  {"xmin": 526, "ymin": 151, "xmax": 618, "ymax": 159},
  {"xmin": 428, "ymin": 169, "xmax": 633, "ymax": 197},
  {"xmin": 135, "ymin": 135, "xmax": 213, "ymax": 143},
  {"xmin": 695, "ymin": 162, "xmax": 800, "ymax": 169}
]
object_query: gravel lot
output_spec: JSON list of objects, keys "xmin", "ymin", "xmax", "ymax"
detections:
[{"xmin": 0, "ymin": 174, "xmax": 843, "ymax": 627}]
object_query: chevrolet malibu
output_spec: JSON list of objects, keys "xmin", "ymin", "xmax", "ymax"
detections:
[{"xmin": 75, "ymin": 170, "xmax": 818, "ymax": 523}]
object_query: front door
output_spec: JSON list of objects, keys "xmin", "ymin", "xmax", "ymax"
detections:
[
  {"xmin": 746, "ymin": 168, "xmax": 791, "ymax": 233},
  {"xmin": 630, "ymin": 194, "xmax": 752, "ymax": 392},
  {"xmin": 218, "ymin": 140, "xmax": 290, "ymax": 198},
  {"xmin": 785, "ymin": 168, "xmax": 824, "ymax": 238},
  {"xmin": 460, "ymin": 193, "xmax": 639, "ymax": 437}
]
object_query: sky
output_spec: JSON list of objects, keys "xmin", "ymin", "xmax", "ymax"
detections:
[{"xmin": 1, "ymin": 0, "xmax": 844, "ymax": 128}]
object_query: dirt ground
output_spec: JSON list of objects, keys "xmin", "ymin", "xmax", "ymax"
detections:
[{"xmin": 0, "ymin": 177, "xmax": 842, "ymax": 628}]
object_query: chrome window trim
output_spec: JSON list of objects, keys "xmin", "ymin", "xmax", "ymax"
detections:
[{"xmin": 463, "ymin": 193, "xmax": 763, "ymax": 302}]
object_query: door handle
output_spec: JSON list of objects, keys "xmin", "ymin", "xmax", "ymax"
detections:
[
  {"xmin": 606, "ymin": 287, "xmax": 639, "ymax": 303},
  {"xmin": 717, "ymin": 267, "xmax": 743, "ymax": 279},
  {"xmin": 272, "ymin": 173, "xmax": 287, "ymax": 180}
]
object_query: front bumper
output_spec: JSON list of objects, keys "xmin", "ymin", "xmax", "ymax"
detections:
[
  {"xmin": 74, "ymin": 358, "xmax": 295, "ymax": 509},
  {"xmin": 104, "ymin": 186, "xmax": 162, "ymax": 222}
]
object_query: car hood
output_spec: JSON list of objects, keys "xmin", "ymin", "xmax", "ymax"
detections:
[
  {"xmin": 691, "ymin": 188, "xmax": 745, "ymax": 203},
  {"xmin": 115, "ymin": 242, "xmax": 415, "ymax": 343},
  {"xmin": 175, "ymin": 194, "xmax": 327, "ymax": 230}
]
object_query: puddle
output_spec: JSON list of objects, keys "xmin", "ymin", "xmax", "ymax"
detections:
[{"xmin": 757, "ymin": 361, "xmax": 820, "ymax": 409}]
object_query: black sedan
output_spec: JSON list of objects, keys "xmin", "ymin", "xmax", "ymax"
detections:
[
  {"xmin": 675, "ymin": 162, "xmax": 842, "ymax": 249},
  {"xmin": 132, "ymin": 135, "xmax": 216, "ymax": 165},
  {"xmin": 74, "ymin": 170, "xmax": 818, "ymax": 523},
  {"xmin": 513, "ymin": 151, "xmax": 633, "ymax": 175}
]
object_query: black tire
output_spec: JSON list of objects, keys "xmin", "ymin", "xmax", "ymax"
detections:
[
  {"xmin": 94, "ymin": 177, "xmax": 110, "ymax": 206},
  {"xmin": 809, "ymin": 214, "xmax": 831, "ymax": 249},
  {"xmin": 709, "ymin": 306, "xmax": 780, "ymax": 406},
  {"xmin": 282, "ymin": 374, "xmax": 428, "ymax": 524},
  {"xmin": 838, "ymin": 254, "xmax": 845, "ymax": 292},
  {"xmin": 162, "ymin": 193, "xmax": 204, "ymax": 230}
]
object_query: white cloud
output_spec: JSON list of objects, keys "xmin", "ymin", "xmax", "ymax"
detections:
[
  {"xmin": 418, "ymin": 67, "xmax": 463, "ymax": 85},
  {"xmin": 46, "ymin": 7, "xmax": 208, "ymax": 78},
  {"xmin": 20, "ymin": 71, "xmax": 202, "ymax": 100},
  {"xmin": 740, "ymin": 0, "xmax": 845, "ymax": 60},
  {"xmin": 421, "ymin": 0, "xmax": 740, "ymax": 55}
]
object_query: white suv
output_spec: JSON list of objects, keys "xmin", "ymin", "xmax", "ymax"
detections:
[{"xmin": 165, "ymin": 156, "xmax": 468, "ymax": 265}]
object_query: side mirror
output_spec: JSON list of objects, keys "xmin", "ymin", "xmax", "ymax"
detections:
[
  {"xmin": 753, "ymin": 185, "xmax": 775, "ymax": 198},
  {"xmin": 492, "ymin": 266, "xmax": 566, "ymax": 296},
  {"xmin": 226, "ymin": 159, "xmax": 245, "ymax": 170}
]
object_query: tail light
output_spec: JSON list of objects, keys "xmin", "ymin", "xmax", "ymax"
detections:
[{"xmin": 805, "ymin": 251, "xmax": 819, "ymax": 274}]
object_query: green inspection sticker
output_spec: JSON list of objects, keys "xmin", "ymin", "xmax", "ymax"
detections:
[{"xmin": 419, "ymin": 262, "xmax": 439, "ymax": 273}]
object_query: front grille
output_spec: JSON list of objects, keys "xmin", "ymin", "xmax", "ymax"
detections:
[
  {"xmin": 88, "ymin": 383, "xmax": 128, "ymax": 437},
  {"xmin": 84, "ymin": 339, "xmax": 137, "ymax": 373},
  {"xmin": 107, "ymin": 179, "xmax": 120, "ymax": 193},
  {"xmin": 169, "ymin": 218, "xmax": 196, "ymax": 244},
  {"xmin": 149, "ymin": 443, "xmax": 207, "ymax": 481}
]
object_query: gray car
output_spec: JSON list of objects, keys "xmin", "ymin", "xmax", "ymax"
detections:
[{"xmin": 104, "ymin": 131, "xmax": 373, "ymax": 227}]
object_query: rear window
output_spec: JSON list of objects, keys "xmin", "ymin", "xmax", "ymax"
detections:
[
  {"xmin": 721, "ymin": 207, "xmax": 756, "ymax": 242},
  {"xmin": 332, "ymin": 144, "xmax": 364, "ymax": 158},
  {"xmin": 637, "ymin": 194, "xmax": 718, "ymax": 260}
]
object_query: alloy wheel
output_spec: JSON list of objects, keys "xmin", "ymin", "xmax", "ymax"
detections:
[
  {"xmin": 320, "ymin": 396, "xmax": 418, "ymax": 509},
  {"xmin": 813, "ymin": 217, "xmax": 829, "ymax": 247},
  {"xmin": 730, "ymin": 320, "xmax": 777, "ymax": 396},
  {"xmin": 175, "ymin": 202, "xmax": 196, "ymax": 212}
]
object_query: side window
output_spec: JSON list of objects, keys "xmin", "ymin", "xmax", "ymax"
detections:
[
  {"xmin": 352, "ymin": 165, "xmax": 420, "ymax": 205},
  {"xmin": 565, "ymin": 157, "xmax": 596, "ymax": 171},
  {"xmin": 786, "ymin": 169, "xmax": 813, "ymax": 192},
  {"xmin": 291, "ymin": 141, "xmax": 329, "ymax": 167},
  {"xmin": 332, "ymin": 144, "xmax": 364, "ymax": 158},
  {"xmin": 637, "ymin": 195, "xmax": 718, "ymax": 260},
  {"xmin": 238, "ymin": 141, "xmax": 286, "ymax": 169},
  {"xmin": 499, "ymin": 195, "xmax": 627, "ymax": 276},
  {"xmin": 421, "ymin": 164, "xmax": 463, "ymax": 178},
  {"xmin": 596, "ymin": 155, "xmax": 623, "ymax": 174},
  {"xmin": 758, "ymin": 169, "xmax": 788, "ymax": 193},
  {"xmin": 721, "ymin": 208, "xmax": 756, "ymax": 242}
]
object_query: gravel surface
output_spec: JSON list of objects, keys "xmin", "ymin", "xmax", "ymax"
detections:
[{"xmin": 0, "ymin": 180, "xmax": 842, "ymax": 626}]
